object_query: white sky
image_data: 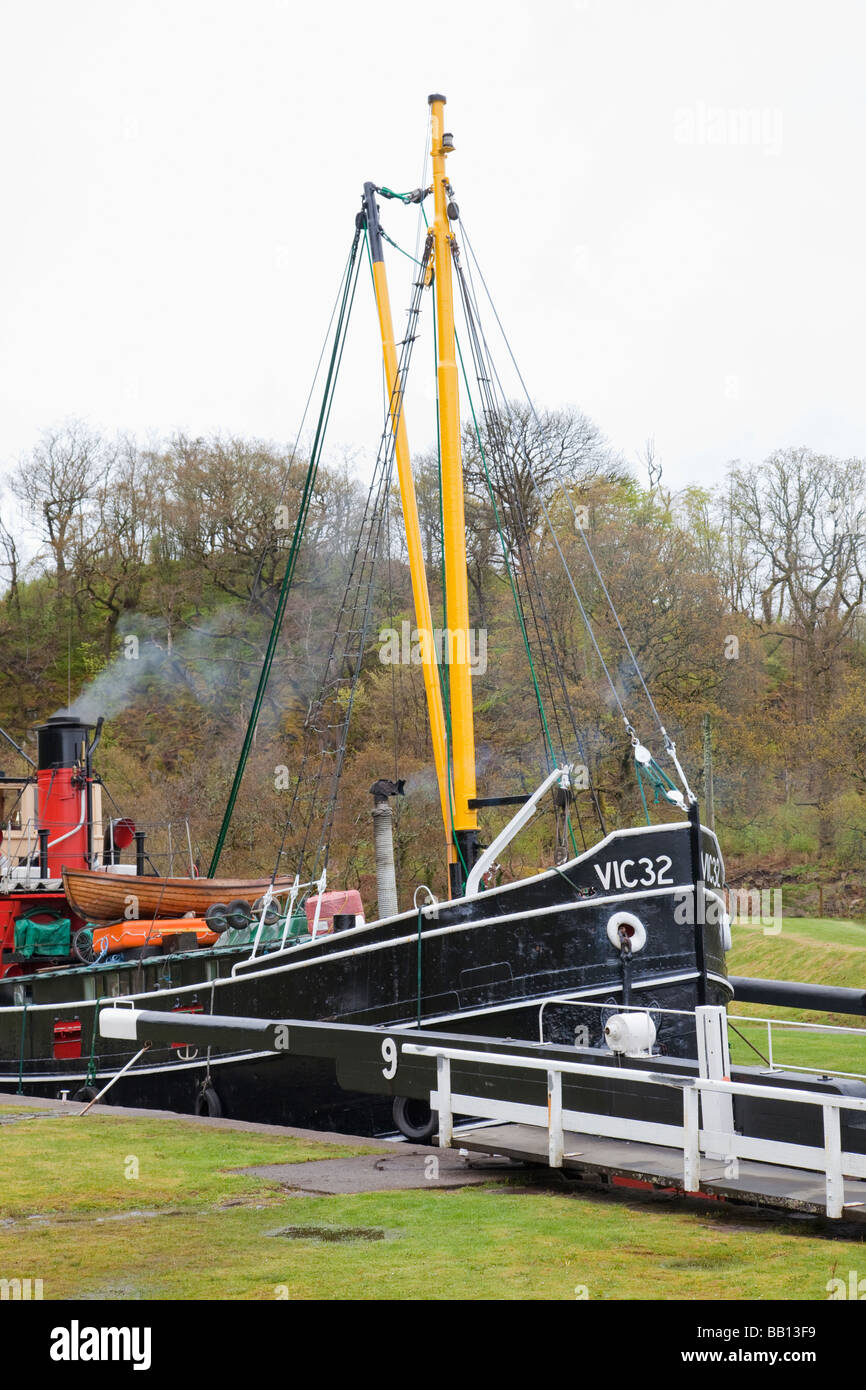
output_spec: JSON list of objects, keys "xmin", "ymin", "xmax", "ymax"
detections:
[{"xmin": 1, "ymin": 0, "xmax": 864, "ymax": 526}]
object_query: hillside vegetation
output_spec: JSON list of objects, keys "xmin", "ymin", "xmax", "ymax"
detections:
[{"xmin": 2, "ymin": 420, "xmax": 866, "ymax": 909}]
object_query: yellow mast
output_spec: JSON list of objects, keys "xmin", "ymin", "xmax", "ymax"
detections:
[
  {"xmin": 428, "ymin": 93, "xmax": 478, "ymax": 891},
  {"xmin": 362, "ymin": 183, "xmax": 454, "ymax": 868},
  {"xmin": 363, "ymin": 92, "xmax": 479, "ymax": 895}
]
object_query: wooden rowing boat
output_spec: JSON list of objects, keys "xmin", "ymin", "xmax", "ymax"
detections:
[{"xmin": 62, "ymin": 868, "xmax": 296, "ymax": 922}]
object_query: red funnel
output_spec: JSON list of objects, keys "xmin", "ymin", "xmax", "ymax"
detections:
[{"xmin": 111, "ymin": 818, "xmax": 136, "ymax": 850}]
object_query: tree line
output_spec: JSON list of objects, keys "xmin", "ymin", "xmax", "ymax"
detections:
[{"xmin": 1, "ymin": 415, "xmax": 864, "ymax": 902}]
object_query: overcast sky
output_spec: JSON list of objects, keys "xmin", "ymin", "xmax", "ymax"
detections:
[{"xmin": 1, "ymin": 0, "xmax": 864, "ymax": 525}]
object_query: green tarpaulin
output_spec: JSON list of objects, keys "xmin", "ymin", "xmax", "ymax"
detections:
[{"xmin": 14, "ymin": 917, "xmax": 72, "ymax": 959}]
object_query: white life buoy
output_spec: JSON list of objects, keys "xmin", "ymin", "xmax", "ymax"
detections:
[{"xmin": 606, "ymin": 910, "xmax": 647, "ymax": 953}]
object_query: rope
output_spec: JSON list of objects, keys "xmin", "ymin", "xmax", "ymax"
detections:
[{"xmin": 380, "ymin": 228, "xmax": 423, "ymax": 266}]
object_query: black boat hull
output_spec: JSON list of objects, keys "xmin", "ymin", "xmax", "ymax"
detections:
[{"xmin": 1, "ymin": 821, "xmax": 730, "ymax": 1132}]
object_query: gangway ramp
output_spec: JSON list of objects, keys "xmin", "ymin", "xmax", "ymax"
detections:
[
  {"xmin": 99, "ymin": 1005, "xmax": 866, "ymax": 1221},
  {"xmin": 453, "ymin": 1124, "xmax": 866, "ymax": 1219},
  {"xmin": 404, "ymin": 1037, "xmax": 866, "ymax": 1222}
]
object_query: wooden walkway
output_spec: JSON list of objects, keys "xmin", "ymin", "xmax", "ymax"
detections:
[{"xmin": 454, "ymin": 1123, "xmax": 866, "ymax": 1220}]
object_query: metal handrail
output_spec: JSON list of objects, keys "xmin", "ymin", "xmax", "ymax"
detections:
[
  {"xmin": 536, "ymin": 995, "xmax": 866, "ymax": 1082},
  {"xmin": 232, "ymin": 872, "xmax": 327, "ymax": 976},
  {"xmin": 1, "ymin": 814, "xmax": 196, "ymax": 873},
  {"xmin": 537, "ymin": 994, "xmax": 699, "ymax": 1041}
]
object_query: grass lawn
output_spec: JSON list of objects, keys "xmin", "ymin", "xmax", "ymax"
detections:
[
  {"xmin": 772, "ymin": 918, "xmax": 866, "ymax": 948},
  {"xmin": 0, "ymin": 1111, "xmax": 863, "ymax": 1300},
  {"xmin": 728, "ymin": 916, "xmax": 866, "ymax": 993},
  {"xmin": 727, "ymin": 915, "xmax": 866, "ymax": 1073},
  {"xmin": 1, "ymin": 915, "xmax": 864, "ymax": 1301}
]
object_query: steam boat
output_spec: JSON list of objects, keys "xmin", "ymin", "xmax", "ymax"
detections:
[{"xmin": 1, "ymin": 96, "xmax": 861, "ymax": 1149}]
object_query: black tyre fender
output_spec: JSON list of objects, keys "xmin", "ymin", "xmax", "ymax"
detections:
[
  {"xmin": 204, "ymin": 901, "xmax": 229, "ymax": 933},
  {"xmin": 194, "ymin": 1083, "xmax": 223, "ymax": 1118},
  {"xmin": 71, "ymin": 1085, "xmax": 99, "ymax": 1104},
  {"xmin": 251, "ymin": 895, "xmax": 281, "ymax": 927},
  {"xmin": 392, "ymin": 1095, "xmax": 437, "ymax": 1143},
  {"xmin": 225, "ymin": 899, "xmax": 252, "ymax": 931}
]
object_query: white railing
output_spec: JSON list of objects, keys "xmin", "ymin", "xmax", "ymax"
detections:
[
  {"xmin": 1, "ymin": 814, "xmax": 196, "ymax": 876},
  {"xmin": 232, "ymin": 871, "xmax": 327, "ymax": 975},
  {"xmin": 401, "ymin": 1039, "xmax": 866, "ymax": 1218},
  {"xmin": 536, "ymin": 996, "xmax": 866, "ymax": 1084},
  {"xmin": 537, "ymin": 994, "xmax": 697, "ymax": 1042},
  {"xmin": 728, "ymin": 1013, "xmax": 866, "ymax": 1080},
  {"xmin": 2, "ymin": 817, "xmax": 42, "ymax": 874}
]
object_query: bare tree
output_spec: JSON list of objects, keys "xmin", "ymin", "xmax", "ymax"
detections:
[
  {"xmin": 462, "ymin": 400, "xmax": 627, "ymax": 553},
  {"xmin": 0, "ymin": 512, "xmax": 21, "ymax": 614},
  {"xmin": 158, "ymin": 433, "xmax": 297, "ymax": 611},
  {"xmin": 724, "ymin": 448, "xmax": 866, "ymax": 669},
  {"xmin": 11, "ymin": 422, "xmax": 111, "ymax": 586},
  {"xmin": 72, "ymin": 436, "xmax": 159, "ymax": 652},
  {"xmin": 723, "ymin": 446, "xmax": 866, "ymax": 848},
  {"xmin": 637, "ymin": 436, "xmax": 663, "ymax": 494}
]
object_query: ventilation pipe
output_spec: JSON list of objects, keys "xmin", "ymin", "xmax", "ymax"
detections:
[{"xmin": 370, "ymin": 778, "xmax": 404, "ymax": 921}]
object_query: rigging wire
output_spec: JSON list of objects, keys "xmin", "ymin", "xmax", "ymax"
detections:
[
  {"xmin": 426, "ymin": 281, "xmax": 472, "ymax": 884},
  {"xmin": 451, "ymin": 251, "xmax": 605, "ymax": 843},
  {"xmin": 268, "ymin": 228, "xmax": 433, "ymax": 886},
  {"xmin": 456, "ymin": 220, "xmax": 674, "ymax": 799},
  {"xmin": 453, "ymin": 325, "xmax": 588, "ymax": 853},
  {"xmin": 374, "ymin": 213, "xmax": 605, "ymax": 850},
  {"xmin": 415, "ymin": 112, "xmax": 430, "ymax": 265},
  {"xmin": 209, "ymin": 222, "xmax": 366, "ymax": 876},
  {"xmin": 232, "ymin": 176, "xmax": 692, "ymax": 889},
  {"xmin": 246, "ymin": 233, "xmax": 363, "ymax": 617},
  {"xmin": 459, "ymin": 221, "xmax": 694, "ymax": 800},
  {"xmin": 450, "ymin": 230, "xmax": 634, "ymax": 733},
  {"xmin": 383, "ymin": 381, "xmax": 400, "ymax": 787}
]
